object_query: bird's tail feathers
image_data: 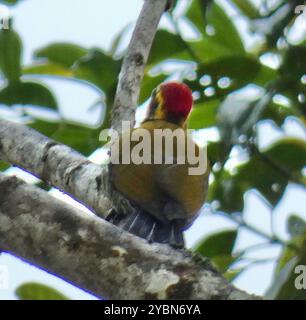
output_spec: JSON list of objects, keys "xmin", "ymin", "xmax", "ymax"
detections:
[{"xmin": 106, "ymin": 209, "xmax": 185, "ymax": 248}]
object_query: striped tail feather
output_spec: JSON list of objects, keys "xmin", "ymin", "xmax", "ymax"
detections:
[{"xmin": 106, "ymin": 209, "xmax": 185, "ymax": 248}]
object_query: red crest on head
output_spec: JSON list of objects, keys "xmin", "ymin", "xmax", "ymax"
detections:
[{"xmin": 160, "ymin": 82, "xmax": 193, "ymax": 118}]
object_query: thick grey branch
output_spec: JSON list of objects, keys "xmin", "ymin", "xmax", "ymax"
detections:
[
  {"xmin": 112, "ymin": 0, "xmax": 168, "ymax": 131},
  {"xmin": 0, "ymin": 172, "xmax": 255, "ymax": 300},
  {"xmin": 0, "ymin": 119, "xmax": 133, "ymax": 219}
]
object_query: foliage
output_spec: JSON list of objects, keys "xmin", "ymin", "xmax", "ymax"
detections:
[
  {"xmin": 15, "ymin": 282, "xmax": 69, "ymax": 300},
  {"xmin": 0, "ymin": 0, "xmax": 305, "ymax": 299}
]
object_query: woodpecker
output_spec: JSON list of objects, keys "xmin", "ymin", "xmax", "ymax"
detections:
[{"xmin": 108, "ymin": 82, "xmax": 209, "ymax": 248}]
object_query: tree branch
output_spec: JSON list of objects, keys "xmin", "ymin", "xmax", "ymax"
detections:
[
  {"xmin": 0, "ymin": 172, "xmax": 256, "ymax": 300},
  {"xmin": 0, "ymin": 118, "xmax": 134, "ymax": 219},
  {"xmin": 112, "ymin": 0, "xmax": 168, "ymax": 131}
]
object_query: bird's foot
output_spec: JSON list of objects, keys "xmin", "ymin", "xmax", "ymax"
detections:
[
  {"xmin": 105, "ymin": 208, "xmax": 124, "ymax": 224},
  {"xmin": 169, "ymin": 221, "xmax": 184, "ymax": 249}
]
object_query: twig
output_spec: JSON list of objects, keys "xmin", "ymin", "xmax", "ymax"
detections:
[
  {"xmin": 213, "ymin": 210, "xmax": 300, "ymax": 251},
  {"xmin": 241, "ymin": 257, "xmax": 277, "ymax": 264},
  {"xmin": 234, "ymin": 242, "xmax": 280, "ymax": 257},
  {"xmin": 112, "ymin": 0, "xmax": 168, "ymax": 132},
  {"xmin": 211, "ymin": 210, "xmax": 286, "ymax": 246}
]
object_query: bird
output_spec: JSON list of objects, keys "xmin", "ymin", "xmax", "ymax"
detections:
[{"xmin": 108, "ymin": 81, "xmax": 209, "ymax": 248}]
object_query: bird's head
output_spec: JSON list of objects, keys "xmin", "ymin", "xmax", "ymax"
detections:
[{"xmin": 145, "ymin": 81, "xmax": 193, "ymax": 127}]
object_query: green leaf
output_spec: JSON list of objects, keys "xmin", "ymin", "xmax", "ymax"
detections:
[
  {"xmin": 230, "ymin": 0, "xmax": 258, "ymax": 19},
  {"xmin": 261, "ymin": 101, "xmax": 294, "ymax": 126},
  {"xmin": 35, "ymin": 180, "xmax": 51, "ymax": 191},
  {"xmin": 34, "ymin": 43, "xmax": 87, "ymax": 68},
  {"xmin": 73, "ymin": 49, "xmax": 121, "ymax": 95},
  {"xmin": 276, "ymin": 245, "xmax": 296, "ymax": 276},
  {"xmin": 206, "ymin": 141, "xmax": 228, "ymax": 166},
  {"xmin": 224, "ymin": 267, "xmax": 244, "ymax": 281},
  {"xmin": 52, "ymin": 123, "xmax": 100, "ymax": 155},
  {"xmin": 198, "ymin": 55, "xmax": 261, "ymax": 84},
  {"xmin": 237, "ymin": 138, "xmax": 306, "ymax": 206},
  {"xmin": 265, "ymin": 257, "xmax": 300, "ymax": 300},
  {"xmin": 281, "ymin": 45, "xmax": 306, "ymax": 82},
  {"xmin": 188, "ymin": 99, "xmax": 219, "ymax": 129},
  {"xmin": 287, "ymin": 215, "xmax": 306, "ymax": 239},
  {"xmin": 217, "ymin": 92, "xmax": 272, "ymax": 145},
  {"xmin": 193, "ymin": 230, "xmax": 238, "ymax": 272},
  {"xmin": 186, "ymin": 1, "xmax": 245, "ymax": 55},
  {"xmin": 0, "ymin": 160, "xmax": 10, "ymax": 171},
  {"xmin": 211, "ymin": 254, "xmax": 237, "ymax": 273},
  {"xmin": 187, "ymin": 38, "xmax": 237, "ymax": 63},
  {"xmin": 16, "ymin": 282, "xmax": 69, "ymax": 300},
  {"xmin": 0, "ymin": 81, "xmax": 57, "ymax": 109},
  {"xmin": 0, "ymin": 28, "xmax": 22, "ymax": 81},
  {"xmin": 276, "ymin": 232, "xmax": 306, "ymax": 275},
  {"xmin": 0, "ymin": 0, "xmax": 21, "ymax": 4},
  {"xmin": 139, "ymin": 73, "xmax": 168, "ymax": 105},
  {"xmin": 187, "ymin": 55, "xmax": 263, "ymax": 102},
  {"xmin": 23, "ymin": 62, "xmax": 73, "ymax": 77},
  {"xmin": 237, "ymin": 155, "xmax": 286, "ymax": 206},
  {"xmin": 194, "ymin": 230, "xmax": 237, "ymax": 258},
  {"xmin": 209, "ymin": 138, "xmax": 306, "ymax": 212},
  {"xmin": 208, "ymin": 169, "xmax": 245, "ymax": 212},
  {"xmin": 147, "ymin": 30, "xmax": 186, "ymax": 66},
  {"xmin": 30, "ymin": 119, "xmax": 100, "ymax": 155},
  {"xmin": 29, "ymin": 119, "xmax": 59, "ymax": 137},
  {"xmin": 263, "ymin": 138, "xmax": 306, "ymax": 173},
  {"xmin": 252, "ymin": 65, "xmax": 277, "ymax": 87},
  {"xmin": 185, "ymin": 0, "xmax": 213, "ymax": 34},
  {"xmin": 266, "ymin": 231, "xmax": 306, "ymax": 299}
]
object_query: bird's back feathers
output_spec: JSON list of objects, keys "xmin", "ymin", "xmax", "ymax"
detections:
[{"xmin": 109, "ymin": 119, "xmax": 209, "ymax": 247}]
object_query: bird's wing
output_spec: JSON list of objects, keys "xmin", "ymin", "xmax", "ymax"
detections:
[{"xmin": 155, "ymin": 159, "xmax": 209, "ymax": 220}]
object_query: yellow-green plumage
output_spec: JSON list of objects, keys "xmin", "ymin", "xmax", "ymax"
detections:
[
  {"xmin": 111, "ymin": 120, "xmax": 209, "ymax": 225},
  {"xmin": 109, "ymin": 81, "xmax": 209, "ymax": 247}
]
